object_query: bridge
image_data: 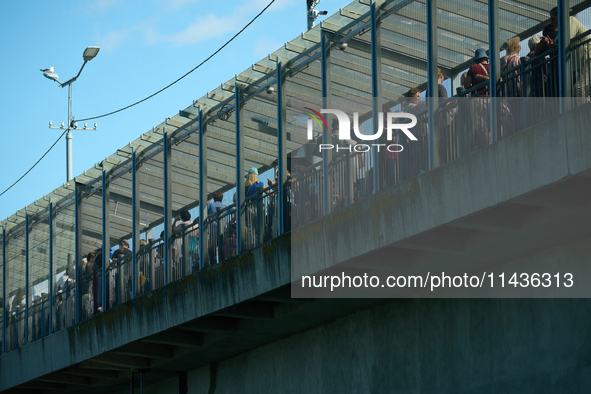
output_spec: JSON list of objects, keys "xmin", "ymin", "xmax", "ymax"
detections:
[{"xmin": 2, "ymin": 0, "xmax": 591, "ymax": 392}]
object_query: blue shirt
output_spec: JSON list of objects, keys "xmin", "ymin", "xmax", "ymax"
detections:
[
  {"xmin": 207, "ymin": 201, "xmax": 226, "ymax": 216},
  {"xmin": 245, "ymin": 181, "xmax": 265, "ymax": 200}
]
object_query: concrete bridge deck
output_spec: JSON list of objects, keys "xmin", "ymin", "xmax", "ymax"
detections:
[{"xmin": 2, "ymin": 102, "xmax": 591, "ymax": 393}]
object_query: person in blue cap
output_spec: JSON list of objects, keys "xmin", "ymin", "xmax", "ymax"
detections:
[
  {"xmin": 245, "ymin": 167, "xmax": 264, "ymax": 201},
  {"xmin": 463, "ymin": 48, "xmax": 490, "ymax": 97}
]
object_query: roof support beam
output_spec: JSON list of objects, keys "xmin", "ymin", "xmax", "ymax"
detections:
[
  {"xmin": 180, "ymin": 316, "xmax": 237, "ymax": 333},
  {"xmin": 93, "ymin": 354, "xmax": 151, "ymax": 369},
  {"xmin": 214, "ymin": 302, "xmax": 276, "ymax": 321},
  {"xmin": 113, "ymin": 342, "xmax": 175, "ymax": 359},
  {"xmin": 37, "ymin": 373, "xmax": 90, "ymax": 386},
  {"xmin": 395, "ymin": 6, "xmax": 489, "ymax": 44},
  {"xmin": 143, "ymin": 330, "xmax": 204, "ymax": 347},
  {"xmin": 346, "ymin": 37, "xmax": 428, "ymax": 79}
]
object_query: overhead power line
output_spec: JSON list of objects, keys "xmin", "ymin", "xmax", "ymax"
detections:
[
  {"xmin": 1, "ymin": 0, "xmax": 276, "ymax": 199},
  {"xmin": 0, "ymin": 130, "xmax": 67, "ymax": 198},
  {"xmin": 78, "ymin": 0, "xmax": 276, "ymax": 122}
]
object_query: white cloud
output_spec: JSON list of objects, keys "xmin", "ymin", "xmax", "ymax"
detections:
[
  {"xmin": 237, "ymin": 0, "xmax": 297, "ymax": 13},
  {"xmin": 95, "ymin": 0, "xmax": 294, "ymax": 50},
  {"xmin": 166, "ymin": 0, "xmax": 202, "ymax": 10},
  {"xmin": 97, "ymin": 29, "xmax": 131, "ymax": 51},
  {"xmin": 91, "ymin": 0, "xmax": 118, "ymax": 12},
  {"xmin": 148, "ymin": 0, "xmax": 296, "ymax": 46},
  {"xmin": 147, "ymin": 14, "xmax": 241, "ymax": 45}
]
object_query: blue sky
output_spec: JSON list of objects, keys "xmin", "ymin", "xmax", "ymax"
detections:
[{"xmin": 0, "ymin": 0, "xmax": 347, "ymax": 222}]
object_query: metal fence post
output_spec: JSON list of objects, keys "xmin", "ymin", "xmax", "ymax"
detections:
[
  {"xmin": 198, "ymin": 108, "xmax": 207, "ymax": 270},
  {"xmin": 488, "ymin": 0, "xmax": 500, "ymax": 143},
  {"xmin": 48, "ymin": 201, "xmax": 53, "ymax": 334},
  {"xmin": 256, "ymin": 188, "xmax": 264, "ymax": 246},
  {"xmin": 75, "ymin": 182, "xmax": 82, "ymax": 323},
  {"xmin": 163, "ymin": 129, "xmax": 172, "ymax": 285},
  {"xmin": 149, "ymin": 241, "xmax": 155, "ymax": 292},
  {"xmin": 347, "ymin": 153, "xmax": 354, "ymax": 206},
  {"xmin": 131, "ymin": 149, "xmax": 139, "ymax": 299},
  {"xmin": 235, "ymin": 83, "xmax": 246, "ymax": 253},
  {"xmin": 102, "ymin": 164, "xmax": 110, "ymax": 311},
  {"xmin": 182, "ymin": 225, "xmax": 189, "ymax": 277},
  {"xmin": 1, "ymin": 226, "xmax": 5, "ymax": 354},
  {"xmin": 321, "ymin": 29, "xmax": 333, "ymax": 216},
  {"xmin": 216, "ymin": 207, "xmax": 223, "ymax": 262},
  {"xmin": 427, "ymin": 0, "xmax": 438, "ymax": 169},
  {"xmin": 370, "ymin": 1, "xmax": 382, "ymax": 193},
  {"xmin": 558, "ymin": 0, "xmax": 571, "ymax": 111},
  {"xmin": 25, "ymin": 214, "xmax": 29, "ymax": 344},
  {"xmin": 276, "ymin": 60, "xmax": 287, "ymax": 235}
]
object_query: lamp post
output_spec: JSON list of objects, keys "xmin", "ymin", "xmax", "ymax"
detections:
[
  {"xmin": 45, "ymin": 46, "xmax": 100, "ymax": 182},
  {"xmin": 307, "ymin": 0, "xmax": 327, "ymax": 31}
]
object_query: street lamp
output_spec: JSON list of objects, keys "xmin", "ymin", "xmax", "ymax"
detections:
[{"xmin": 44, "ymin": 46, "xmax": 100, "ymax": 182}]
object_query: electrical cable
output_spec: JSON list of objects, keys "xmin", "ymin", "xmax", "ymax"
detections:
[
  {"xmin": 77, "ymin": 0, "xmax": 276, "ymax": 122},
  {"xmin": 1, "ymin": 1, "xmax": 276, "ymax": 199},
  {"xmin": 0, "ymin": 129, "xmax": 68, "ymax": 198}
]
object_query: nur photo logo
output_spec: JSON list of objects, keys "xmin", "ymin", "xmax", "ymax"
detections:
[{"xmin": 304, "ymin": 108, "xmax": 418, "ymax": 153}]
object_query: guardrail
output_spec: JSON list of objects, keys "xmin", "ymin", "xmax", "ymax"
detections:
[{"xmin": 3, "ymin": 28, "xmax": 590, "ymax": 355}]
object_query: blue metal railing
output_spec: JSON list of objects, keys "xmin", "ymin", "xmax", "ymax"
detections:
[{"xmin": 2, "ymin": 24, "xmax": 591, "ymax": 357}]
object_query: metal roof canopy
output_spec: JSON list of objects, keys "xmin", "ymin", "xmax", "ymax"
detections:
[{"xmin": 2, "ymin": 0, "xmax": 590, "ymax": 293}]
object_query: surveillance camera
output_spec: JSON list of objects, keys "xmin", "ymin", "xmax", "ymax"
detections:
[
  {"xmin": 266, "ymin": 86, "xmax": 275, "ymax": 94},
  {"xmin": 49, "ymin": 121, "xmax": 52, "ymax": 126},
  {"xmin": 339, "ymin": 42, "xmax": 348, "ymax": 50}
]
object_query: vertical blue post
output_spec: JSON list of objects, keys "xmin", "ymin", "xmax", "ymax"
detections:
[
  {"xmin": 48, "ymin": 201, "xmax": 53, "ymax": 334},
  {"xmin": 276, "ymin": 60, "xmax": 286, "ymax": 235},
  {"xmin": 101, "ymin": 166, "xmax": 109, "ymax": 310},
  {"xmin": 74, "ymin": 183, "xmax": 81, "ymax": 323},
  {"xmin": 488, "ymin": 0, "xmax": 499, "ymax": 142},
  {"xmin": 321, "ymin": 29, "xmax": 332, "ymax": 215},
  {"xmin": 2, "ymin": 227, "xmax": 5, "ymax": 353},
  {"xmin": 235, "ymin": 83, "xmax": 245, "ymax": 253},
  {"xmin": 426, "ymin": 0, "xmax": 438, "ymax": 169},
  {"xmin": 131, "ymin": 150, "xmax": 138, "ymax": 299},
  {"xmin": 370, "ymin": 1, "xmax": 382, "ymax": 193},
  {"xmin": 163, "ymin": 129, "xmax": 172, "ymax": 285},
  {"xmin": 198, "ymin": 109, "xmax": 207, "ymax": 268},
  {"xmin": 25, "ymin": 214, "xmax": 29, "ymax": 344},
  {"xmin": 557, "ymin": 0, "xmax": 571, "ymax": 110}
]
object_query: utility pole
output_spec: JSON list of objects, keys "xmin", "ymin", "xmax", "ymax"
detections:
[
  {"xmin": 45, "ymin": 46, "xmax": 100, "ymax": 182},
  {"xmin": 307, "ymin": 0, "xmax": 327, "ymax": 31}
]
